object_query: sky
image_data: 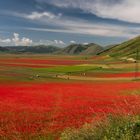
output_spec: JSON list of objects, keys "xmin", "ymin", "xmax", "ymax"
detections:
[{"xmin": 0, "ymin": 0, "xmax": 140, "ymax": 47}]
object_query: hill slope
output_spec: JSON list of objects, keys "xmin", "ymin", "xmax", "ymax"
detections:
[
  {"xmin": 80, "ymin": 43, "xmax": 103, "ymax": 55},
  {"xmin": 99, "ymin": 36, "xmax": 140, "ymax": 59},
  {"xmin": 59, "ymin": 43, "xmax": 103, "ymax": 55}
]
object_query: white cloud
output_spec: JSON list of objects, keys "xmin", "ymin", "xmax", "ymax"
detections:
[
  {"xmin": 12, "ymin": 33, "xmax": 19, "ymax": 45},
  {"xmin": 38, "ymin": 39, "xmax": 65, "ymax": 46},
  {"xmin": 11, "ymin": 11, "xmax": 62, "ymax": 20},
  {"xmin": 12, "ymin": 33, "xmax": 32, "ymax": 46},
  {"xmin": 70, "ymin": 40, "xmax": 76, "ymax": 44},
  {"xmin": 0, "ymin": 32, "xmax": 65, "ymax": 46},
  {"xmin": 18, "ymin": 9, "xmax": 140, "ymax": 38},
  {"xmin": 26, "ymin": 22, "xmax": 140, "ymax": 38},
  {"xmin": 6, "ymin": 0, "xmax": 140, "ymax": 23},
  {"xmin": 0, "ymin": 38, "xmax": 11, "ymax": 43},
  {"xmin": 54, "ymin": 40, "xmax": 65, "ymax": 45},
  {"xmin": 7, "ymin": 1, "xmax": 140, "ymax": 39},
  {"xmin": 87, "ymin": 0, "xmax": 140, "ymax": 24},
  {"xmin": 45, "ymin": 0, "xmax": 140, "ymax": 24},
  {"xmin": 83, "ymin": 42, "xmax": 89, "ymax": 45},
  {"xmin": 21, "ymin": 37, "xmax": 33, "ymax": 46},
  {"xmin": 0, "ymin": 32, "xmax": 66, "ymax": 46},
  {"xmin": 25, "ymin": 11, "xmax": 62, "ymax": 20}
]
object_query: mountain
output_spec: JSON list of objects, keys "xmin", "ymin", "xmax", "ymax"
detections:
[
  {"xmin": 19, "ymin": 45, "xmax": 61, "ymax": 53},
  {"xmin": 0, "ymin": 46, "xmax": 9, "ymax": 52},
  {"xmin": 6, "ymin": 46, "xmax": 28, "ymax": 52},
  {"xmin": 59, "ymin": 44, "xmax": 88, "ymax": 55},
  {"xmin": 0, "ymin": 43, "xmax": 103, "ymax": 55},
  {"xmin": 80, "ymin": 43, "xmax": 103, "ymax": 55},
  {"xmin": 2, "ymin": 45, "xmax": 61, "ymax": 54},
  {"xmin": 98, "ymin": 36, "xmax": 140, "ymax": 59},
  {"xmin": 58, "ymin": 43, "xmax": 103, "ymax": 55}
]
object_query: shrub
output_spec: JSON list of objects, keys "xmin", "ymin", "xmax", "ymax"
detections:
[{"xmin": 60, "ymin": 115, "xmax": 140, "ymax": 140}]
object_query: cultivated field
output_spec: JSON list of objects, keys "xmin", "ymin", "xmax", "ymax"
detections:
[{"xmin": 0, "ymin": 54, "xmax": 140, "ymax": 139}]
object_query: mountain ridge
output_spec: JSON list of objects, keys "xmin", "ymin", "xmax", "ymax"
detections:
[
  {"xmin": 0, "ymin": 43, "xmax": 104, "ymax": 55},
  {"xmin": 57, "ymin": 43, "xmax": 103, "ymax": 55}
]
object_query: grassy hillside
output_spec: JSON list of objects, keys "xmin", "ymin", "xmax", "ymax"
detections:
[
  {"xmin": 99, "ymin": 36, "xmax": 140, "ymax": 60},
  {"xmin": 59, "ymin": 43, "xmax": 103, "ymax": 55}
]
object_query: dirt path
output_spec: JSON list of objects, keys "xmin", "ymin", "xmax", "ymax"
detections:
[{"xmin": 58, "ymin": 75, "xmax": 136, "ymax": 81}]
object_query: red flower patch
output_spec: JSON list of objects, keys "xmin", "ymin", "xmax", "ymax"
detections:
[
  {"xmin": 0, "ymin": 82, "xmax": 140, "ymax": 136},
  {"xmin": 0, "ymin": 58, "xmax": 89, "ymax": 66}
]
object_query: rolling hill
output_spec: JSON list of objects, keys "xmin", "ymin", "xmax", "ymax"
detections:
[
  {"xmin": 59, "ymin": 43, "xmax": 103, "ymax": 55},
  {"xmin": 98, "ymin": 36, "xmax": 140, "ymax": 59}
]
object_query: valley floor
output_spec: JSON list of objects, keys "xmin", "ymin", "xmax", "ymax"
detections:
[{"xmin": 0, "ymin": 54, "xmax": 140, "ymax": 139}]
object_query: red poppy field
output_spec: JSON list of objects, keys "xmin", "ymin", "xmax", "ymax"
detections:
[
  {"xmin": 0, "ymin": 82, "xmax": 140, "ymax": 139},
  {"xmin": 0, "ymin": 55, "xmax": 140, "ymax": 139},
  {"xmin": 0, "ymin": 56, "xmax": 91, "ymax": 68}
]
